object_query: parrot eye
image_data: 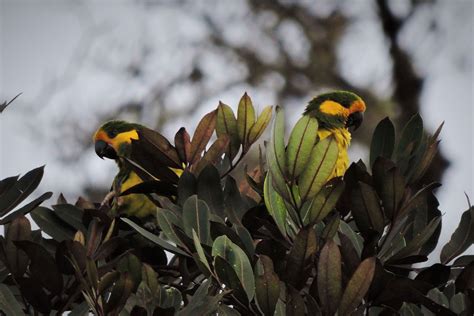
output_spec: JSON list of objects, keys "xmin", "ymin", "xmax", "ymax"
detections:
[{"xmin": 108, "ymin": 129, "xmax": 118, "ymax": 138}]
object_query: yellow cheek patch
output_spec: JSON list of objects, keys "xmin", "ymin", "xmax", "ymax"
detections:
[
  {"xmin": 349, "ymin": 99, "xmax": 366, "ymax": 114},
  {"xmin": 110, "ymin": 130, "xmax": 139, "ymax": 151},
  {"xmin": 93, "ymin": 128, "xmax": 139, "ymax": 151},
  {"xmin": 319, "ymin": 100, "xmax": 350, "ymax": 117}
]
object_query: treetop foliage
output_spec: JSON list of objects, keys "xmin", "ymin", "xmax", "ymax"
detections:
[{"xmin": 0, "ymin": 93, "xmax": 472, "ymax": 315}]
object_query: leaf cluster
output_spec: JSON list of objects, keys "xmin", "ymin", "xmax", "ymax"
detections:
[{"xmin": 0, "ymin": 94, "xmax": 472, "ymax": 315}]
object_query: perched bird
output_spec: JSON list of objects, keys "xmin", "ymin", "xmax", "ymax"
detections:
[
  {"xmin": 93, "ymin": 120, "xmax": 182, "ymax": 219},
  {"xmin": 304, "ymin": 91, "xmax": 366, "ymax": 178}
]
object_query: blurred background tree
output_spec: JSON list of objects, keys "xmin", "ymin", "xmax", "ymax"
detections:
[{"xmin": 1, "ymin": 0, "xmax": 472, "ymax": 256}]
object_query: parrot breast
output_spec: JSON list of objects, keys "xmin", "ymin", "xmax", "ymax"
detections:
[{"xmin": 317, "ymin": 128, "xmax": 351, "ymax": 178}]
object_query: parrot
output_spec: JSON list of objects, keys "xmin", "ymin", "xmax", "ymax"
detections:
[
  {"xmin": 93, "ymin": 120, "xmax": 182, "ymax": 219},
  {"xmin": 304, "ymin": 91, "xmax": 366, "ymax": 178}
]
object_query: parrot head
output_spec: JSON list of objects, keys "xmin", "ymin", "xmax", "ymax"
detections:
[
  {"xmin": 93, "ymin": 120, "xmax": 142, "ymax": 159},
  {"xmin": 304, "ymin": 91, "xmax": 366, "ymax": 131}
]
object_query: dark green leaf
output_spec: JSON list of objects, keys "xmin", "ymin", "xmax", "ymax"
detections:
[
  {"xmin": 285, "ymin": 227, "xmax": 317, "ymax": 289},
  {"xmin": 305, "ymin": 295, "xmax": 322, "ymax": 316},
  {"xmin": 213, "ymin": 256, "xmax": 248, "ymax": 304},
  {"xmin": 440, "ymin": 206, "xmax": 474, "ymax": 264},
  {"xmin": 255, "ymin": 255, "xmax": 280, "ymax": 316},
  {"xmin": 299, "ymin": 136, "xmax": 339, "ymax": 201},
  {"xmin": 286, "ymin": 115, "xmax": 319, "ymax": 180},
  {"xmin": 192, "ymin": 229, "xmax": 212, "ymax": 275},
  {"xmin": 351, "ymin": 182, "xmax": 384, "ymax": 236},
  {"xmin": 303, "ymin": 177, "xmax": 344, "ymax": 225},
  {"xmin": 264, "ymin": 174, "xmax": 288, "ymax": 239},
  {"xmin": 177, "ymin": 279, "xmax": 225, "ymax": 316},
  {"xmin": 399, "ymin": 303, "xmax": 424, "ymax": 316},
  {"xmin": 193, "ymin": 135, "xmax": 229, "ymax": 174},
  {"xmin": 156, "ymin": 209, "xmax": 186, "ymax": 249},
  {"xmin": 177, "ymin": 170, "xmax": 197, "ymax": 205},
  {"xmin": 14, "ymin": 240, "xmax": 63, "ymax": 295},
  {"xmin": 237, "ymin": 92, "xmax": 256, "ymax": 151},
  {"xmin": 415, "ymin": 264, "xmax": 450, "ymax": 289},
  {"xmin": 216, "ymin": 101, "xmax": 240, "ymax": 161},
  {"xmin": 189, "ymin": 110, "xmax": 217, "ymax": 164},
  {"xmin": 411, "ymin": 122, "xmax": 444, "ymax": 182},
  {"xmin": 0, "ymin": 175, "xmax": 19, "ymax": 196},
  {"xmin": 286, "ymin": 286, "xmax": 305, "ymax": 316},
  {"xmin": 93, "ymin": 236, "xmax": 125, "ymax": 260},
  {"xmin": 338, "ymin": 232, "xmax": 361, "ymax": 278},
  {"xmin": 370, "ymin": 117, "xmax": 395, "ymax": 167},
  {"xmin": 174, "ymin": 127, "xmax": 191, "ymax": 164},
  {"xmin": 197, "ymin": 165, "xmax": 224, "ymax": 217},
  {"xmin": 105, "ymin": 272, "xmax": 134, "ymax": 314},
  {"xmin": 449, "ymin": 293, "xmax": 467, "ymax": 314},
  {"xmin": 235, "ymin": 225, "xmax": 255, "ymax": 258},
  {"xmin": 212, "ymin": 235, "xmax": 255, "ymax": 301},
  {"xmin": 372, "ymin": 158, "xmax": 405, "ymax": 221},
  {"xmin": 156, "ymin": 284, "xmax": 182, "ymax": 309},
  {"xmin": 117, "ymin": 254, "xmax": 142, "ymax": 291},
  {"xmin": 217, "ymin": 304, "xmax": 241, "ymax": 316},
  {"xmin": 86, "ymin": 258, "xmax": 98, "ymax": 290},
  {"xmin": 321, "ymin": 215, "xmax": 340, "ymax": 240},
  {"xmin": 452, "ymin": 255, "xmax": 474, "ymax": 266},
  {"xmin": 425, "ymin": 288, "xmax": 449, "ymax": 312},
  {"xmin": 19, "ymin": 277, "xmax": 51, "ymax": 314},
  {"xmin": 138, "ymin": 126, "xmax": 182, "ymax": 168},
  {"xmin": 389, "ymin": 217, "xmax": 441, "ymax": 262},
  {"xmin": 122, "ymin": 218, "xmax": 189, "ymax": 257},
  {"xmin": 396, "ymin": 113, "xmax": 424, "ymax": 159},
  {"xmin": 31, "ymin": 206, "xmax": 75, "ymax": 241},
  {"xmin": 318, "ymin": 240, "xmax": 342, "ymax": 315},
  {"xmin": 210, "ymin": 222, "xmax": 253, "ymax": 260},
  {"xmin": 5, "ymin": 216, "xmax": 31, "ymax": 277},
  {"xmin": 0, "ymin": 192, "xmax": 52, "ymax": 224},
  {"xmin": 224, "ymin": 177, "xmax": 247, "ymax": 224},
  {"xmin": 53, "ymin": 203, "xmax": 85, "ymax": 232},
  {"xmin": 0, "ymin": 284, "xmax": 25, "ymax": 315},
  {"xmin": 338, "ymin": 257, "xmax": 376, "ymax": 316},
  {"xmin": 397, "ymin": 182, "xmax": 441, "ymax": 220},
  {"xmin": 266, "ymin": 106, "xmax": 290, "ymax": 201},
  {"xmin": 338, "ymin": 221, "xmax": 363, "ymax": 256},
  {"xmin": 183, "ymin": 195, "xmax": 212, "ymax": 245},
  {"xmin": 248, "ymin": 105, "xmax": 273, "ymax": 147},
  {"xmin": 0, "ymin": 166, "xmax": 45, "ymax": 216},
  {"xmin": 455, "ymin": 261, "xmax": 474, "ymax": 293}
]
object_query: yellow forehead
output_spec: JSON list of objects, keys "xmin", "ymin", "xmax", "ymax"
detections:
[
  {"xmin": 319, "ymin": 100, "xmax": 350, "ymax": 117},
  {"xmin": 94, "ymin": 129, "xmax": 139, "ymax": 151},
  {"xmin": 319, "ymin": 99, "xmax": 366, "ymax": 117}
]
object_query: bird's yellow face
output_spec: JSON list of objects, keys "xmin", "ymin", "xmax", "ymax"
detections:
[
  {"xmin": 93, "ymin": 120, "xmax": 141, "ymax": 159},
  {"xmin": 304, "ymin": 91, "xmax": 366, "ymax": 131}
]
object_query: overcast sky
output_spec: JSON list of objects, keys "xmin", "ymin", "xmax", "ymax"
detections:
[{"xmin": 1, "ymin": 0, "xmax": 472, "ymax": 257}]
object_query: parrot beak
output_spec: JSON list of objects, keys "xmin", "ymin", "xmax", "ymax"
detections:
[
  {"xmin": 346, "ymin": 112, "xmax": 364, "ymax": 132},
  {"xmin": 95, "ymin": 140, "xmax": 118, "ymax": 160}
]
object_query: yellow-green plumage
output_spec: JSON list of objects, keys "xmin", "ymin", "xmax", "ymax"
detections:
[
  {"xmin": 93, "ymin": 120, "xmax": 177, "ymax": 219},
  {"xmin": 112, "ymin": 165, "xmax": 156, "ymax": 218},
  {"xmin": 305, "ymin": 91, "xmax": 366, "ymax": 178}
]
